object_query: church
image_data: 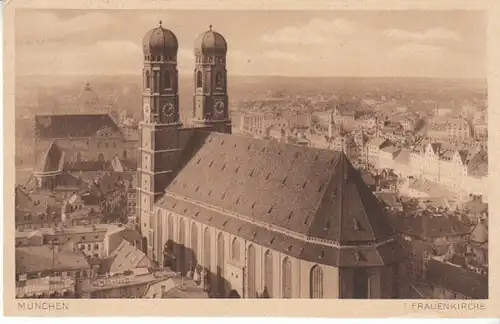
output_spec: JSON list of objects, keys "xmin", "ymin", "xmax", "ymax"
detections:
[{"xmin": 138, "ymin": 22, "xmax": 405, "ymax": 299}]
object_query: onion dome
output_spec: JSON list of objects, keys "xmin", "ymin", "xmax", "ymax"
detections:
[
  {"xmin": 194, "ymin": 25, "xmax": 227, "ymax": 56},
  {"xmin": 143, "ymin": 21, "xmax": 179, "ymax": 55}
]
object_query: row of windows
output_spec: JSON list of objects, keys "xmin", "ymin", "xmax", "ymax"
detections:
[
  {"xmin": 96, "ymin": 142, "xmax": 118, "ymax": 149},
  {"xmin": 80, "ymin": 243, "xmax": 100, "ymax": 251},
  {"xmin": 196, "ymin": 71, "xmax": 225, "ymax": 89},
  {"xmin": 145, "ymin": 55, "xmax": 175, "ymax": 62},
  {"xmin": 157, "ymin": 212, "xmax": 325, "ymax": 298},
  {"xmin": 144, "ymin": 71, "xmax": 173, "ymax": 90}
]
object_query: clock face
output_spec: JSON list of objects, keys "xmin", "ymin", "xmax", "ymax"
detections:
[
  {"xmin": 162, "ymin": 102, "xmax": 175, "ymax": 117},
  {"xmin": 214, "ymin": 101, "xmax": 225, "ymax": 116}
]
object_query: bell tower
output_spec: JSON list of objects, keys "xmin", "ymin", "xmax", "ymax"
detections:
[
  {"xmin": 139, "ymin": 21, "xmax": 181, "ymax": 260},
  {"xmin": 192, "ymin": 25, "xmax": 232, "ymax": 134}
]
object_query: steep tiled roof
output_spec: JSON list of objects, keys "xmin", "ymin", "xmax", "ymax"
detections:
[
  {"xmin": 157, "ymin": 131, "xmax": 403, "ymax": 267},
  {"xmin": 426, "ymin": 259, "xmax": 488, "ymax": 299},
  {"xmin": 166, "ymin": 132, "xmax": 395, "ymax": 244},
  {"xmin": 35, "ymin": 114, "xmax": 119, "ymax": 139}
]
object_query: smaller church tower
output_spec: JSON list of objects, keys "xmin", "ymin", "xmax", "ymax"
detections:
[{"xmin": 192, "ymin": 25, "xmax": 231, "ymax": 134}]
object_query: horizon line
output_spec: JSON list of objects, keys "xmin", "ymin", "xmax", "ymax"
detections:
[{"xmin": 16, "ymin": 73, "xmax": 487, "ymax": 81}]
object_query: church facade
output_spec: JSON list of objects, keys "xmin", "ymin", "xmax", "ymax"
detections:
[{"xmin": 138, "ymin": 22, "xmax": 405, "ymax": 299}]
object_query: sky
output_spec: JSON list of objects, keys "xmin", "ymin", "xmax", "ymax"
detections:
[{"xmin": 15, "ymin": 9, "xmax": 487, "ymax": 78}]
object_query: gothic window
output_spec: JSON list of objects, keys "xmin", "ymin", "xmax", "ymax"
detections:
[
  {"xmin": 203, "ymin": 227, "xmax": 211, "ymax": 270},
  {"xmin": 164, "ymin": 72, "xmax": 172, "ymax": 89},
  {"xmin": 310, "ymin": 265, "xmax": 324, "ymax": 299},
  {"xmin": 231, "ymin": 238, "xmax": 240, "ymax": 261},
  {"xmin": 178, "ymin": 218, "xmax": 186, "ymax": 274},
  {"xmin": 282, "ymin": 257, "xmax": 292, "ymax": 298},
  {"xmin": 247, "ymin": 244, "xmax": 256, "ymax": 298},
  {"xmin": 157, "ymin": 210, "xmax": 163, "ymax": 263},
  {"xmin": 264, "ymin": 250, "xmax": 274, "ymax": 297},
  {"xmin": 145, "ymin": 70, "xmax": 150, "ymax": 89},
  {"xmin": 216, "ymin": 72, "xmax": 223, "ymax": 88},
  {"xmin": 97, "ymin": 153, "xmax": 105, "ymax": 162},
  {"xmin": 217, "ymin": 232, "xmax": 225, "ymax": 297},
  {"xmin": 196, "ymin": 71, "xmax": 203, "ymax": 88},
  {"xmin": 190, "ymin": 223, "xmax": 198, "ymax": 269},
  {"xmin": 167, "ymin": 214, "xmax": 174, "ymax": 250}
]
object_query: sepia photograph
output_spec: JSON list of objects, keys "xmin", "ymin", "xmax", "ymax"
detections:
[{"xmin": 7, "ymin": 3, "xmax": 491, "ymax": 308}]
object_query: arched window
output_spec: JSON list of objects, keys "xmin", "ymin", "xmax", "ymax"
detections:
[
  {"xmin": 164, "ymin": 72, "xmax": 172, "ymax": 89},
  {"xmin": 196, "ymin": 71, "xmax": 203, "ymax": 88},
  {"xmin": 167, "ymin": 213, "xmax": 174, "ymax": 250},
  {"xmin": 157, "ymin": 210, "xmax": 163, "ymax": 265},
  {"xmin": 282, "ymin": 257, "xmax": 292, "ymax": 298},
  {"xmin": 216, "ymin": 72, "xmax": 223, "ymax": 88},
  {"xmin": 97, "ymin": 153, "xmax": 104, "ymax": 162},
  {"xmin": 203, "ymin": 227, "xmax": 211, "ymax": 270},
  {"xmin": 190, "ymin": 223, "xmax": 198, "ymax": 269},
  {"xmin": 123, "ymin": 150, "xmax": 127, "ymax": 159},
  {"xmin": 247, "ymin": 245, "xmax": 256, "ymax": 298},
  {"xmin": 217, "ymin": 232, "xmax": 225, "ymax": 297},
  {"xmin": 264, "ymin": 250, "xmax": 274, "ymax": 297},
  {"xmin": 310, "ymin": 265, "xmax": 324, "ymax": 299},
  {"xmin": 145, "ymin": 70, "xmax": 150, "ymax": 89},
  {"xmin": 76, "ymin": 152, "xmax": 82, "ymax": 162},
  {"xmin": 178, "ymin": 218, "xmax": 186, "ymax": 274},
  {"xmin": 231, "ymin": 238, "xmax": 240, "ymax": 261}
]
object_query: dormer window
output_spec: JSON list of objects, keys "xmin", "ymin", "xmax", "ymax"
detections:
[{"xmin": 354, "ymin": 219, "xmax": 363, "ymax": 231}]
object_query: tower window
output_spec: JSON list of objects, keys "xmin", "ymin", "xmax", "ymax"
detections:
[
  {"xmin": 145, "ymin": 70, "xmax": 150, "ymax": 89},
  {"xmin": 196, "ymin": 71, "xmax": 203, "ymax": 88},
  {"xmin": 216, "ymin": 72, "xmax": 223, "ymax": 88},
  {"xmin": 163, "ymin": 72, "xmax": 172, "ymax": 89}
]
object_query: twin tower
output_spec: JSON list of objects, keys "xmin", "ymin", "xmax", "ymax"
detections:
[{"xmin": 141, "ymin": 21, "xmax": 231, "ymax": 133}]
